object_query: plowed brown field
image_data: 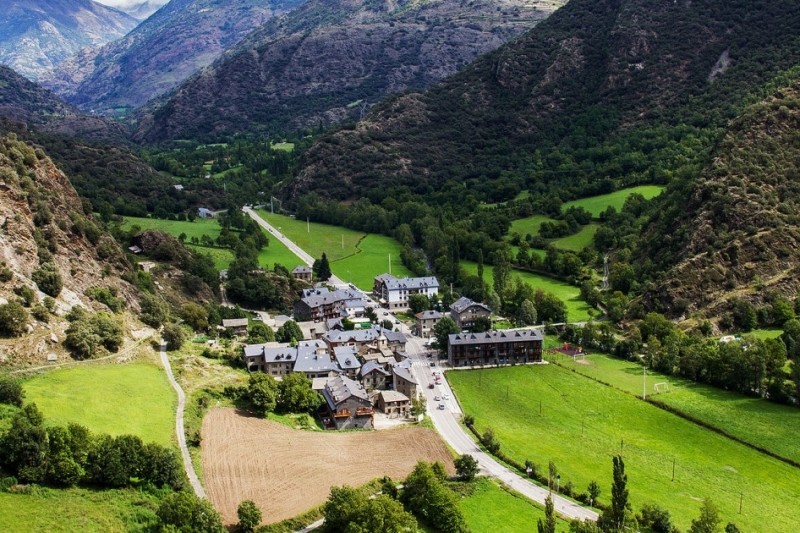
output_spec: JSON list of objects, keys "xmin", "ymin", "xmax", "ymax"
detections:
[{"xmin": 201, "ymin": 408, "xmax": 454, "ymax": 525}]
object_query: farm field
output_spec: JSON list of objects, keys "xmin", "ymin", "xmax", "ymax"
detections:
[
  {"xmin": 201, "ymin": 408, "xmax": 454, "ymax": 525},
  {"xmin": 24, "ymin": 362, "xmax": 175, "ymax": 447},
  {"xmin": 562, "ymin": 185, "xmax": 664, "ymax": 217},
  {"xmin": 551, "ymin": 223, "xmax": 598, "ymax": 251},
  {"xmin": 555, "ymin": 353, "xmax": 800, "ymax": 465},
  {"xmin": 448, "ymin": 365, "xmax": 800, "ymax": 531},
  {"xmin": 0, "ymin": 487, "xmax": 161, "ymax": 532},
  {"xmin": 460, "ymin": 478, "xmax": 570, "ymax": 533},
  {"xmin": 255, "ymin": 211, "xmax": 412, "ymax": 288},
  {"xmin": 461, "ymin": 261, "xmax": 593, "ymax": 322},
  {"xmin": 122, "ymin": 215, "xmax": 302, "ymax": 271}
]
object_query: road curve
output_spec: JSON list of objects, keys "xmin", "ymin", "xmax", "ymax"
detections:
[
  {"xmin": 159, "ymin": 341, "xmax": 206, "ymax": 498},
  {"xmin": 405, "ymin": 333, "xmax": 599, "ymax": 523}
]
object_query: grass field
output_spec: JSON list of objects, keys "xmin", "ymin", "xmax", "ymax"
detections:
[
  {"xmin": 448, "ymin": 365, "xmax": 800, "ymax": 531},
  {"xmin": 460, "ymin": 478, "xmax": 570, "ymax": 532},
  {"xmin": 122, "ymin": 215, "xmax": 303, "ymax": 271},
  {"xmin": 255, "ymin": 211, "xmax": 412, "ymax": 289},
  {"xmin": 0, "ymin": 487, "xmax": 161, "ymax": 532},
  {"xmin": 461, "ymin": 261, "xmax": 593, "ymax": 322},
  {"xmin": 271, "ymin": 142, "xmax": 294, "ymax": 152},
  {"xmin": 562, "ymin": 185, "xmax": 665, "ymax": 217},
  {"xmin": 551, "ymin": 223, "xmax": 599, "ymax": 252},
  {"xmin": 24, "ymin": 362, "xmax": 175, "ymax": 447},
  {"xmin": 554, "ymin": 352, "xmax": 800, "ymax": 466},
  {"xmin": 509, "ymin": 215, "xmax": 555, "ymax": 239}
]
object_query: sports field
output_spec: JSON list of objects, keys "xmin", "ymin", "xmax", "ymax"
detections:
[
  {"xmin": 555, "ymin": 352, "xmax": 800, "ymax": 465},
  {"xmin": 255, "ymin": 211, "xmax": 412, "ymax": 288},
  {"xmin": 448, "ymin": 365, "xmax": 800, "ymax": 531},
  {"xmin": 460, "ymin": 478, "xmax": 570, "ymax": 533},
  {"xmin": 561, "ymin": 185, "xmax": 664, "ymax": 217},
  {"xmin": 24, "ymin": 362, "xmax": 175, "ymax": 447},
  {"xmin": 461, "ymin": 261, "xmax": 593, "ymax": 322}
]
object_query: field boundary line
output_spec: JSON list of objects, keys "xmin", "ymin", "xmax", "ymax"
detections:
[{"xmin": 554, "ymin": 359, "xmax": 800, "ymax": 469}]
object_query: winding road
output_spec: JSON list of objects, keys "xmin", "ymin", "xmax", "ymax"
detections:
[{"xmin": 159, "ymin": 341, "xmax": 206, "ymax": 499}]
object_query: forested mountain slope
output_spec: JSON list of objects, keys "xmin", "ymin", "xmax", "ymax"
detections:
[
  {"xmin": 135, "ymin": 0, "xmax": 562, "ymax": 142},
  {"xmin": 0, "ymin": 0, "xmax": 137, "ymax": 81},
  {"xmin": 41, "ymin": 0, "xmax": 305, "ymax": 116},
  {"xmin": 639, "ymin": 78, "xmax": 800, "ymax": 316},
  {"xmin": 287, "ymin": 0, "xmax": 800, "ymax": 204}
]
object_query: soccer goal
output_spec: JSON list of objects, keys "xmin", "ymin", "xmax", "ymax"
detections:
[{"xmin": 654, "ymin": 382, "xmax": 670, "ymax": 394}]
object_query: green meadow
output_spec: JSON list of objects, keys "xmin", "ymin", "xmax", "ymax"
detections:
[
  {"xmin": 551, "ymin": 223, "xmax": 599, "ymax": 252},
  {"xmin": 509, "ymin": 215, "xmax": 554, "ymax": 239},
  {"xmin": 448, "ymin": 365, "xmax": 800, "ymax": 531},
  {"xmin": 24, "ymin": 362, "xmax": 175, "ymax": 447},
  {"xmin": 461, "ymin": 261, "xmax": 593, "ymax": 322},
  {"xmin": 271, "ymin": 142, "xmax": 295, "ymax": 152},
  {"xmin": 460, "ymin": 478, "xmax": 570, "ymax": 532},
  {"xmin": 0, "ymin": 487, "xmax": 162, "ymax": 532},
  {"xmin": 562, "ymin": 185, "xmax": 665, "ymax": 217},
  {"xmin": 330, "ymin": 234, "xmax": 413, "ymax": 290},
  {"xmin": 554, "ymin": 352, "xmax": 800, "ymax": 466},
  {"xmin": 255, "ymin": 211, "xmax": 364, "ymax": 262}
]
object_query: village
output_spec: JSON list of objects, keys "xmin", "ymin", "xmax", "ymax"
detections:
[{"xmin": 236, "ymin": 271, "xmax": 545, "ymax": 431}]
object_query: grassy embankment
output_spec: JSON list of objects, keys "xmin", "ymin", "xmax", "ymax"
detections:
[{"xmin": 448, "ymin": 364, "xmax": 800, "ymax": 532}]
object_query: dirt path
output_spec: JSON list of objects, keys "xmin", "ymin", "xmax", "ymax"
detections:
[
  {"xmin": 201, "ymin": 408, "xmax": 453, "ymax": 525},
  {"xmin": 159, "ymin": 341, "xmax": 206, "ymax": 499}
]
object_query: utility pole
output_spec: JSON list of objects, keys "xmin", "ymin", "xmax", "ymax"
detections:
[
  {"xmin": 388, "ymin": 253, "xmax": 392, "ymax": 275},
  {"xmin": 643, "ymin": 366, "xmax": 647, "ymax": 400},
  {"xmin": 307, "ymin": 217, "xmax": 310, "ymax": 233}
]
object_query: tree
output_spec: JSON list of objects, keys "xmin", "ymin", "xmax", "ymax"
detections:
[
  {"xmin": 349, "ymin": 495, "xmax": 419, "ymax": 533},
  {"xmin": 480, "ymin": 428, "xmax": 500, "ymax": 454},
  {"xmin": 602, "ymin": 455, "xmax": 630, "ymax": 532},
  {"xmin": 247, "ymin": 373, "xmax": 278, "ymax": 415},
  {"xmin": 248, "ymin": 322, "xmax": 276, "ymax": 343},
  {"xmin": 732, "ymin": 299, "xmax": 757, "ymax": 332},
  {"xmin": 0, "ymin": 301, "xmax": 29, "ymax": 337},
  {"xmin": 276, "ymin": 320, "xmax": 303, "ymax": 343},
  {"xmin": 0, "ymin": 375, "xmax": 24, "ymax": 406},
  {"xmin": 454, "ymin": 454, "xmax": 479, "ymax": 481},
  {"xmin": 323, "ymin": 485, "xmax": 367, "ymax": 532},
  {"xmin": 519, "ymin": 299, "xmax": 538, "ymax": 326},
  {"xmin": 277, "ymin": 372, "xmax": 322, "ymax": 413},
  {"xmin": 434, "ymin": 316, "xmax": 459, "ymax": 355},
  {"xmin": 180, "ymin": 303, "xmax": 209, "ymax": 331},
  {"xmin": 140, "ymin": 442, "xmax": 184, "ymax": 489},
  {"xmin": 0, "ymin": 404, "xmax": 47, "ymax": 483},
  {"xmin": 157, "ymin": 491, "xmax": 225, "ymax": 533},
  {"xmin": 472, "ymin": 316, "xmax": 492, "ymax": 333},
  {"xmin": 140, "ymin": 293, "xmax": 170, "ymax": 327},
  {"xmin": 237, "ymin": 500, "xmax": 262, "ymax": 533},
  {"xmin": 162, "ymin": 323, "xmax": 187, "ymax": 351},
  {"xmin": 313, "ymin": 253, "xmax": 332, "ymax": 281},
  {"xmin": 638, "ymin": 503, "xmax": 673, "ymax": 533},
  {"xmin": 587, "ymin": 480, "xmax": 601, "ymax": 506},
  {"xmin": 410, "ymin": 395, "xmax": 426, "ymax": 417},
  {"xmin": 409, "ymin": 293, "xmax": 430, "ymax": 314},
  {"xmin": 538, "ymin": 494, "xmax": 556, "ymax": 533},
  {"xmin": 32, "ymin": 262, "xmax": 63, "ymax": 297},
  {"xmin": 690, "ymin": 499, "xmax": 722, "ymax": 533}
]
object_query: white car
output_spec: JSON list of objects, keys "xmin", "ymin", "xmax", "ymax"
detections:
[
  {"xmin": 443, "ymin": 393, "xmax": 450, "ymax": 400},
  {"xmin": 433, "ymin": 395, "xmax": 441, "ymax": 401}
]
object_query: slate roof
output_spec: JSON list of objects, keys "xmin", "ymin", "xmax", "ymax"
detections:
[
  {"xmin": 294, "ymin": 340, "xmax": 340, "ymax": 373},
  {"xmin": 222, "ymin": 318, "xmax": 249, "ymax": 328},
  {"xmin": 292, "ymin": 265, "xmax": 312, "ymax": 274},
  {"xmin": 416, "ymin": 310, "xmax": 443, "ymax": 320},
  {"xmin": 392, "ymin": 365, "xmax": 417, "ymax": 385},
  {"xmin": 449, "ymin": 328, "xmax": 543, "ymax": 345},
  {"xmin": 361, "ymin": 360, "xmax": 390, "ymax": 376},
  {"xmin": 379, "ymin": 275, "xmax": 439, "ymax": 291},
  {"xmin": 323, "ymin": 375, "xmax": 369, "ymax": 409},
  {"xmin": 450, "ymin": 296, "xmax": 491, "ymax": 314},
  {"xmin": 380, "ymin": 390, "xmax": 409, "ymax": 403},
  {"xmin": 333, "ymin": 346, "xmax": 362, "ymax": 371}
]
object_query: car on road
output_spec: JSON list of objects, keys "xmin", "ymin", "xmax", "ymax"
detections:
[
  {"xmin": 395, "ymin": 319, "xmax": 401, "ymax": 324},
  {"xmin": 438, "ymin": 403, "xmax": 445, "ymax": 410},
  {"xmin": 434, "ymin": 395, "xmax": 441, "ymax": 401},
  {"xmin": 383, "ymin": 311, "xmax": 388, "ymax": 316},
  {"xmin": 428, "ymin": 383, "xmax": 435, "ymax": 389},
  {"xmin": 443, "ymin": 393, "xmax": 450, "ymax": 400},
  {"xmin": 429, "ymin": 362, "xmax": 435, "ymax": 367}
]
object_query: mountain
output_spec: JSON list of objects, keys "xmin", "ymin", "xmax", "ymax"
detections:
[
  {"xmin": 639, "ymin": 77, "xmax": 800, "ymax": 317},
  {"xmin": 95, "ymin": 0, "xmax": 169, "ymax": 20},
  {"xmin": 285, "ymin": 0, "xmax": 800, "ymax": 203},
  {"xmin": 0, "ymin": 65, "xmax": 128, "ymax": 143},
  {"xmin": 0, "ymin": 0, "xmax": 138, "ymax": 81},
  {"xmin": 41, "ymin": 0, "xmax": 306, "ymax": 116},
  {"xmin": 135, "ymin": 0, "xmax": 564, "ymax": 143}
]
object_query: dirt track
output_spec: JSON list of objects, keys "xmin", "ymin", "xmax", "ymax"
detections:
[{"xmin": 201, "ymin": 408, "xmax": 454, "ymax": 525}]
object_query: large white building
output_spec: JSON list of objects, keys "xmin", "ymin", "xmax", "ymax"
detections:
[{"xmin": 373, "ymin": 274, "xmax": 439, "ymax": 310}]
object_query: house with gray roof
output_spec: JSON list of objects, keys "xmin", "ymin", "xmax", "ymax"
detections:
[
  {"xmin": 361, "ymin": 360, "xmax": 390, "ymax": 391},
  {"xmin": 373, "ymin": 274, "xmax": 439, "ymax": 310},
  {"xmin": 391, "ymin": 364, "xmax": 418, "ymax": 400},
  {"xmin": 376, "ymin": 390, "xmax": 410, "ymax": 418},
  {"xmin": 243, "ymin": 343, "xmax": 297, "ymax": 376},
  {"xmin": 294, "ymin": 340, "xmax": 341, "ymax": 379},
  {"xmin": 448, "ymin": 328, "xmax": 543, "ymax": 367},
  {"xmin": 294, "ymin": 287, "xmax": 366, "ymax": 322},
  {"xmin": 321, "ymin": 375, "xmax": 373, "ymax": 430},
  {"xmin": 415, "ymin": 309, "xmax": 443, "ymax": 337},
  {"xmin": 333, "ymin": 345, "xmax": 362, "ymax": 379},
  {"xmin": 222, "ymin": 318, "xmax": 249, "ymax": 336},
  {"xmin": 291, "ymin": 265, "xmax": 313, "ymax": 282},
  {"xmin": 450, "ymin": 297, "xmax": 492, "ymax": 330}
]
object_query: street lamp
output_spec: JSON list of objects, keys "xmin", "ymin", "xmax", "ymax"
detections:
[{"xmin": 556, "ymin": 474, "xmax": 560, "ymax": 494}]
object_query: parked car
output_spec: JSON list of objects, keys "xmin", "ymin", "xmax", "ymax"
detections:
[
  {"xmin": 443, "ymin": 393, "xmax": 450, "ymax": 400},
  {"xmin": 438, "ymin": 403, "xmax": 446, "ymax": 410},
  {"xmin": 434, "ymin": 395, "xmax": 441, "ymax": 401}
]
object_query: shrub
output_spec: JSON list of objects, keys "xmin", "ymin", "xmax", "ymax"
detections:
[
  {"xmin": 0, "ymin": 301, "xmax": 29, "ymax": 337},
  {"xmin": 0, "ymin": 375, "xmax": 24, "ymax": 406},
  {"xmin": 32, "ymin": 262, "xmax": 63, "ymax": 297}
]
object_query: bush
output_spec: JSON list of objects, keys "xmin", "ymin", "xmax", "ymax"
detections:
[
  {"xmin": 64, "ymin": 312, "xmax": 123, "ymax": 359},
  {"xmin": 162, "ymin": 323, "xmax": 187, "ymax": 351},
  {"xmin": 32, "ymin": 262, "xmax": 63, "ymax": 297},
  {"xmin": 157, "ymin": 491, "xmax": 225, "ymax": 533},
  {"xmin": 0, "ymin": 375, "xmax": 24, "ymax": 406},
  {"xmin": 0, "ymin": 301, "xmax": 29, "ymax": 337},
  {"xmin": 85, "ymin": 287, "xmax": 125, "ymax": 313}
]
